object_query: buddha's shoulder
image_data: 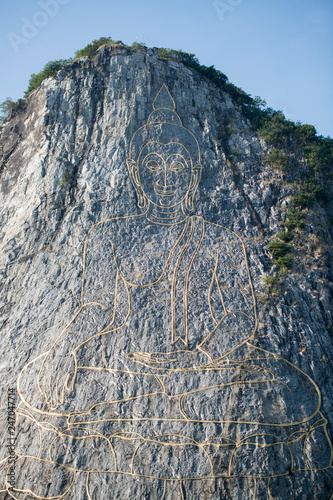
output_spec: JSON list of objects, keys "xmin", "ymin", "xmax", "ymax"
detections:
[
  {"xmin": 194, "ymin": 216, "xmax": 244, "ymax": 248},
  {"xmin": 85, "ymin": 214, "xmax": 146, "ymax": 242},
  {"xmin": 196, "ymin": 217, "xmax": 248, "ymax": 274}
]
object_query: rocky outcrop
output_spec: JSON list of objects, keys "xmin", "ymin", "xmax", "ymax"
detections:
[{"xmin": 0, "ymin": 46, "xmax": 332, "ymax": 499}]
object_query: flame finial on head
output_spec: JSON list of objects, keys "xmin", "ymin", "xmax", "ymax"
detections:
[
  {"xmin": 148, "ymin": 84, "xmax": 182, "ymax": 126},
  {"xmin": 129, "ymin": 83, "xmax": 200, "ymax": 164},
  {"xmin": 153, "ymin": 83, "xmax": 176, "ymax": 111}
]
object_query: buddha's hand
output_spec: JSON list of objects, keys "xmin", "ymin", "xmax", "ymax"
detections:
[
  {"xmin": 127, "ymin": 349, "xmax": 212, "ymax": 371},
  {"xmin": 37, "ymin": 343, "xmax": 77, "ymax": 409}
]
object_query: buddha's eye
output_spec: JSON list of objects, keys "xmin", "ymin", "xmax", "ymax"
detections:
[
  {"xmin": 145, "ymin": 160, "xmax": 162, "ymax": 172},
  {"xmin": 170, "ymin": 161, "xmax": 186, "ymax": 173}
]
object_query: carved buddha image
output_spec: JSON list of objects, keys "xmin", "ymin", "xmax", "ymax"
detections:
[{"xmin": 4, "ymin": 84, "xmax": 332, "ymax": 500}]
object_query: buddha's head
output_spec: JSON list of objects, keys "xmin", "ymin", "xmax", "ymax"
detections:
[{"xmin": 126, "ymin": 84, "xmax": 202, "ymax": 212}]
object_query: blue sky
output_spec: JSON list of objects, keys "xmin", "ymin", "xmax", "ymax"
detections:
[{"xmin": 1, "ymin": 0, "xmax": 332, "ymax": 137}]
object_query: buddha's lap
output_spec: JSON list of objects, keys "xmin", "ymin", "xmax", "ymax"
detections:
[
  {"xmin": 19, "ymin": 353, "xmax": 320, "ymax": 427},
  {"xmin": 13, "ymin": 409, "xmax": 331, "ymax": 488},
  {"xmin": 15, "ymin": 355, "xmax": 331, "ymax": 487}
]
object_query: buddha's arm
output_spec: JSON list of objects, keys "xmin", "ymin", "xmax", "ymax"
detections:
[
  {"xmin": 198, "ymin": 232, "xmax": 256, "ymax": 362},
  {"xmin": 198, "ymin": 311, "xmax": 256, "ymax": 363},
  {"xmin": 37, "ymin": 302, "xmax": 116, "ymax": 407},
  {"xmin": 38, "ymin": 222, "xmax": 128, "ymax": 408}
]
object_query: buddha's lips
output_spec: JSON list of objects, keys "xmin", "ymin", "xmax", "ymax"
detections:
[{"xmin": 154, "ymin": 187, "xmax": 177, "ymax": 196}]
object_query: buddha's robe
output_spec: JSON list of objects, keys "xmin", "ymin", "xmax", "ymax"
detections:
[
  {"xmin": 14, "ymin": 215, "xmax": 331, "ymax": 493},
  {"xmin": 19, "ymin": 215, "xmax": 320, "ymax": 430}
]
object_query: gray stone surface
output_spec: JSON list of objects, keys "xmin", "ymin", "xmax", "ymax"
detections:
[{"xmin": 0, "ymin": 46, "xmax": 332, "ymax": 499}]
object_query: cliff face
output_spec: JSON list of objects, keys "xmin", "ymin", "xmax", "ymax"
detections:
[{"xmin": 0, "ymin": 46, "xmax": 332, "ymax": 499}]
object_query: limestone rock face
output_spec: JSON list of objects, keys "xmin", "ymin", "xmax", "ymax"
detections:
[{"xmin": 0, "ymin": 46, "xmax": 332, "ymax": 499}]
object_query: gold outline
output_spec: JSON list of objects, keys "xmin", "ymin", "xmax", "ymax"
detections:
[{"xmin": 10, "ymin": 83, "xmax": 332, "ymax": 499}]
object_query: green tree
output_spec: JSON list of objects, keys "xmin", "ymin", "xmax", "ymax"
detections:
[
  {"xmin": 0, "ymin": 97, "xmax": 18, "ymax": 124},
  {"xmin": 75, "ymin": 37, "xmax": 115, "ymax": 59},
  {"xmin": 131, "ymin": 42, "xmax": 146, "ymax": 51},
  {"xmin": 263, "ymin": 149, "xmax": 288, "ymax": 171},
  {"xmin": 294, "ymin": 123, "xmax": 317, "ymax": 149},
  {"xmin": 306, "ymin": 137, "xmax": 333, "ymax": 172},
  {"xmin": 25, "ymin": 59, "xmax": 73, "ymax": 96},
  {"xmin": 268, "ymin": 241, "xmax": 293, "ymax": 269},
  {"xmin": 259, "ymin": 112, "xmax": 296, "ymax": 147}
]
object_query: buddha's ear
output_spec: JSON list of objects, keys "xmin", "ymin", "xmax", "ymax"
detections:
[
  {"xmin": 190, "ymin": 164, "xmax": 202, "ymax": 191},
  {"xmin": 126, "ymin": 158, "xmax": 147, "ymax": 209},
  {"xmin": 186, "ymin": 164, "xmax": 202, "ymax": 212},
  {"xmin": 126, "ymin": 158, "xmax": 140, "ymax": 188}
]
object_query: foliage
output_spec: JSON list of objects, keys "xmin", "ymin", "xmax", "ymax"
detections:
[
  {"xmin": 225, "ymin": 83, "xmax": 253, "ymax": 106},
  {"xmin": 305, "ymin": 137, "xmax": 333, "ymax": 172},
  {"xmin": 292, "ymin": 178, "xmax": 324, "ymax": 209},
  {"xmin": 294, "ymin": 123, "xmax": 317, "ymax": 148},
  {"xmin": 253, "ymin": 96, "xmax": 267, "ymax": 108},
  {"xmin": 25, "ymin": 59, "xmax": 73, "ymax": 96},
  {"xmin": 243, "ymin": 103, "xmax": 333, "ymax": 176},
  {"xmin": 263, "ymin": 275, "xmax": 280, "ymax": 286},
  {"xmin": 75, "ymin": 37, "xmax": 115, "ymax": 59},
  {"xmin": 152, "ymin": 48, "xmax": 251, "ymax": 105},
  {"xmin": 131, "ymin": 42, "xmax": 147, "ymax": 51},
  {"xmin": 268, "ymin": 178, "xmax": 325, "ymax": 275},
  {"xmin": 263, "ymin": 275, "xmax": 280, "ymax": 296},
  {"xmin": 276, "ymin": 230, "xmax": 295, "ymax": 242},
  {"xmin": 263, "ymin": 149, "xmax": 288, "ymax": 171},
  {"xmin": 267, "ymin": 241, "xmax": 292, "ymax": 259},
  {"xmin": 24, "ymin": 37, "xmax": 116, "ymax": 97},
  {"xmin": 157, "ymin": 48, "xmax": 230, "ymax": 89},
  {"xmin": 275, "ymin": 254, "xmax": 293, "ymax": 269},
  {"xmin": 268, "ymin": 241, "xmax": 293, "ymax": 269},
  {"xmin": 283, "ymin": 209, "xmax": 306, "ymax": 230},
  {"xmin": 0, "ymin": 97, "xmax": 19, "ymax": 124},
  {"xmin": 259, "ymin": 112, "xmax": 296, "ymax": 148},
  {"xmin": 59, "ymin": 169, "xmax": 73, "ymax": 190},
  {"xmin": 291, "ymin": 191, "xmax": 314, "ymax": 209}
]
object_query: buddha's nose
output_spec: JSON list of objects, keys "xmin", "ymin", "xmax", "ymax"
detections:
[
  {"xmin": 163, "ymin": 165, "xmax": 175, "ymax": 188},
  {"xmin": 156, "ymin": 178, "xmax": 174, "ymax": 189}
]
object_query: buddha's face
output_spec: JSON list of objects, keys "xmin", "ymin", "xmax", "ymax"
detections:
[{"xmin": 137, "ymin": 142, "xmax": 192, "ymax": 208}]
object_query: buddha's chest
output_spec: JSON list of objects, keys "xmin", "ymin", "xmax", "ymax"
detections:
[
  {"xmin": 114, "ymin": 234, "xmax": 217, "ymax": 288},
  {"xmin": 117, "ymin": 238, "xmax": 217, "ymax": 348},
  {"xmin": 122, "ymin": 248, "xmax": 216, "ymax": 350},
  {"xmin": 113, "ymin": 220, "xmax": 209, "ymax": 286},
  {"xmin": 115, "ymin": 242, "xmax": 174, "ymax": 286}
]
